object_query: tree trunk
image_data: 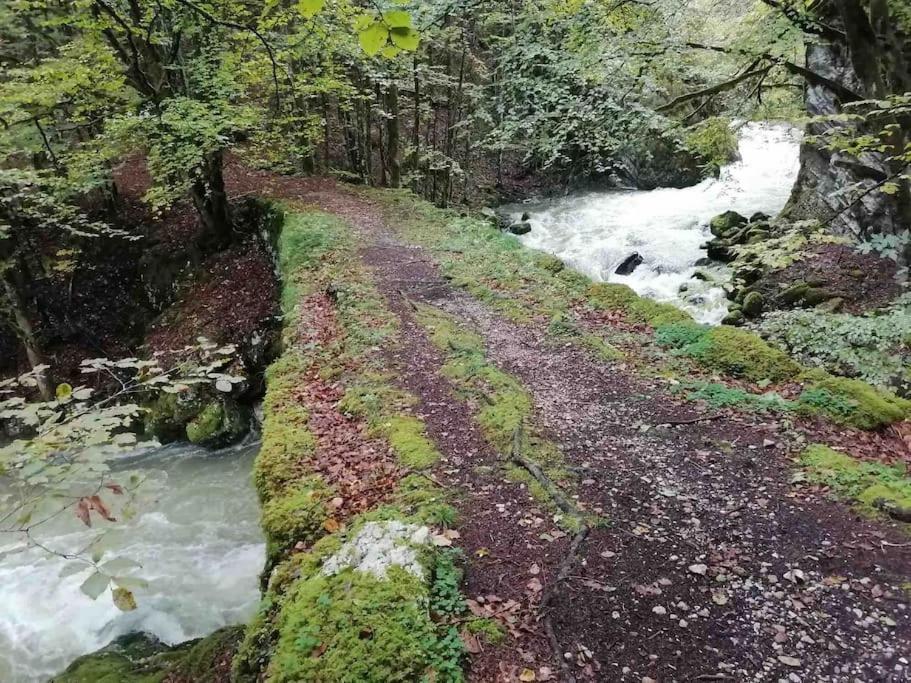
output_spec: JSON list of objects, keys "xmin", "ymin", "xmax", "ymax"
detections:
[
  {"xmin": 189, "ymin": 150, "xmax": 233, "ymax": 247},
  {"xmin": 2, "ymin": 273, "xmax": 52, "ymax": 400},
  {"xmin": 386, "ymin": 83, "xmax": 402, "ymax": 188}
]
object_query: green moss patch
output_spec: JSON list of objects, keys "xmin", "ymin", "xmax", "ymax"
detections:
[
  {"xmin": 242, "ymin": 204, "xmax": 469, "ymax": 682},
  {"xmin": 261, "ymin": 478, "xmax": 332, "ymax": 564},
  {"xmin": 800, "ymin": 444, "xmax": 911, "ymax": 518},
  {"xmin": 798, "ymin": 372, "xmax": 910, "ymax": 430},
  {"xmin": 588, "ymin": 282, "xmax": 690, "ymax": 327}
]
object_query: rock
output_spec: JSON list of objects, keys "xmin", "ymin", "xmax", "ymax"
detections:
[
  {"xmin": 742, "ymin": 291, "xmax": 765, "ymax": 318},
  {"xmin": 692, "ymin": 270, "xmax": 711, "ymax": 282},
  {"xmin": 186, "ymin": 400, "xmax": 249, "ymax": 448},
  {"xmin": 508, "ymin": 222, "xmax": 532, "ymax": 236},
  {"xmin": 709, "ymin": 211, "xmax": 748, "ymax": 238},
  {"xmin": 721, "ymin": 309, "xmax": 746, "ymax": 327},
  {"xmin": 694, "ymin": 257, "xmax": 714, "ymax": 267},
  {"xmin": 615, "ymin": 252, "xmax": 644, "ymax": 276},
  {"xmin": 520, "ymin": 211, "xmax": 531, "ymax": 221},
  {"xmin": 749, "ymin": 211, "xmax": 770, "ymax": 223},
  {"xmin": 706, "ymin": 239, "xmax": 735, "ymax": 262},
  {"xmin": 733, "ymin": 265, "xmax": 763, "ymax": 286},
  {"xmin": 816, "ymin": 296, "xmax": 845, "ymax": 312}
]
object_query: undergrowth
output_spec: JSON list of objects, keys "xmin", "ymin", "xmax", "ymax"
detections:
[{"xmin": 800, "ymin": 444, "xmax": 911, "ymax": 519}]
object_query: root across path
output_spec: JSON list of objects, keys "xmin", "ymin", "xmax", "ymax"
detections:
[{"xmin": 226, "ymin": 165, "xmax": 911, "ymax": 683}]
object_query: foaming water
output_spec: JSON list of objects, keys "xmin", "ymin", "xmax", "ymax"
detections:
[
  {"xmin": 0, "ymin": 440, "xmax": 265, "ymax": 683},
  {"xmin": 506, "ymin": 122, "xmax": 801, "ymax": 323}
]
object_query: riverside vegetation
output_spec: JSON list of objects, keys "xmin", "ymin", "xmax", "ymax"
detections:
[{"xmin": 1, "ymin": 1, "xmax": 910, "ymax": 681}]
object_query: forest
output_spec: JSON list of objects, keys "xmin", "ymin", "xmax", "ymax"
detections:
[{"xmin": 0, "ymin": 1, "xmax": 909, "ymax": 682}]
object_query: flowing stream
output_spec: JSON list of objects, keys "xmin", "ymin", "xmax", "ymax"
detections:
[
  {"xmin": 0, "ymin": 440, "xmax": 265, "ymax": 683},
  {"xmin": 507, "ymin": 122, "xmax": 802, "ymax": 323}
]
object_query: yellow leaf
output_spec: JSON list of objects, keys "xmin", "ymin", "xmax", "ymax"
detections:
[
  {"xmin": 519, "ymin": 669, "xmax": 536, "ymax": 682},
  {"xmin": 323, "ymin": 518, "xmax": 341, "ymax": 533},
  {"xmin": 55, "ymin": 383, "xmax": 73, "ymax": 401},
  {"xmin": 112, "ymin": 587, "xmax": 137, "ymax": 612}
]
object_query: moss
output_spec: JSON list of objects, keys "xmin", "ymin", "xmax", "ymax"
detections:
[
  {"xmin": 800, "ymin": 444, "xmax": 911, "ymax": 517},
  {"xmin": 383, "ymin": 415, "xmax": 440, "ymax": 469},
  {"xmin": 681, "ymin": 381, "xmax": 795, "ymax": 412},
  {"xmin": 534, "ymin": 252, "xmax": 565, "ymax": 274},
  {"xmin": 185, "ymin": 400, "xmax": 247, "ymax": 447},
  {"xmin": 465, "ymin": 618, "xmax": 506, "ymax": 645},
  {"xmin": 260, "ymin": 478, "xmax": 332, "ymax": 563},
  {"xmin": 685, "ymin": 326, "xmax": 801, "ymax": 383},
  {"xmin": 266, "ymin": 561, "xmax": 462, "ymax": 683},
  {"xmin": 587, "ymin": 282, "xmax": 690, "ymax": 327},
  {"xmin": 51, "ymin": 634, "xmax": 177, "ymax": 683},
  {"xmin": 798, "ymin": 371, "xmax": 911, "ymax": 429}
]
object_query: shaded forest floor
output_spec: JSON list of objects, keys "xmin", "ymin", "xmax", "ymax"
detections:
[{"xmin": 225, "ymin": 163, "xmax": 911, "ymax": 683}]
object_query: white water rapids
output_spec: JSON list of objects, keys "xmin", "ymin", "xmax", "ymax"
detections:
[
  {"xmin": 507, "ymin": 122, "xmax": 802, "ymax": 323},
  {"xmin": 0, "ymin": 440, "xmax": 265, "ymax": 683}
]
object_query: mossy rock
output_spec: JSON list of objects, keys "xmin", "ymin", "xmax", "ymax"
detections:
[
  {"xmin": 266, "ymin": 566, "xmax": 446, "ymax": 683},
  {"xmin": 706, "ymin": 239, "xmax": 735, "ymax": 262},
  {"xmin": 798, "ymin": 371, "xmax": 911, "ymax": 430},
  {"xmin": 709, "ymin": 211, "xmax": 748, "ymax": 238},
  {"xmin": 721, "ymin": 309, "xmax": 746, "ymax": 327},
  {"xmin": 688, "ymin": 327, "xmax": 800, "ymax": 383},
  {"xmin": 587, "ymin": 283, "xmax": 690, "ymax": 327},
  {"xmin": 741, "ymin": 291, "xmax": 765, "ymax": 318},
  {"xmin": 53, "ymin": 628, "xmax": 245, "ymax": 683},
  {"xmin": 186, "ymin": 400, "xmax": 249, "ymax": 448},
  {"xmin": 534, "ymin": 252, "xmax": 565, "ymax": 274},
  {"xmin": 778, "ymin": 282, "xmax": 836, "ymax": 309},
  {"xmin": 261, "ymin": 478, "xmax": 332, "ymax": 564}
]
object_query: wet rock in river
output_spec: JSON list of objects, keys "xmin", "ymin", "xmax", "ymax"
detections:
[
  {"xmin": 615, "ymin": 252, "xmax": 644, "ymax": 275},
  {"xmin": 508, "ymin": 222, "xmax": 532, "ymax": 235}
]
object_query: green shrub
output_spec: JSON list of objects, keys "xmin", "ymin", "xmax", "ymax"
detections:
[
  {"xmin": 760, "ymin": 295, "xmax": 911, "ymax": 391},
  {"xmin": 684, "ymin": 117, "xmax": 738, "ymax": 175}
]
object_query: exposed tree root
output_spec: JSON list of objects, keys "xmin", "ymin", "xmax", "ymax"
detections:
[{"xmin": 508, "ymin": 424, "xmax": 591, "ymax": 682}]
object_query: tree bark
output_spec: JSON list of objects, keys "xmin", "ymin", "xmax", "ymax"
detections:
[
  {"xmin": 385, "ymin": 83, "xmax": 402, "ymax": 188},
  {"xmin": 189, "ymin": 149, "xmax": 233, "ymax": 247},
  {"xmin": 2, "ymin": 273, "xmax": 52, "ymax": 400}
]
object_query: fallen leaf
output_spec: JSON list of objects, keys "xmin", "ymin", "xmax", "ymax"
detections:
[
  {"xmin": 519, "ymin": 668, "xmax": 536, "ymax": 682},
  {"xmin": 112, "ymin": 586, "xmax": 137, "ymax": 612},
  {"xmin": 323, "ymin": 518, "xmax": 341, "ymax": 533},
  {"xmin": 526, "ymin": 578, "xmax": 543, "ymax": 593}
]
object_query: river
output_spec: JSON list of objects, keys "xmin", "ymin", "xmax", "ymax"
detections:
[
  {"xmin": 0, "ymin": 440, "xmax": 265, "ymax": 683},
  {"xmin": 507, "ymin": 122, "xmax": 801, "ymax": 324}
]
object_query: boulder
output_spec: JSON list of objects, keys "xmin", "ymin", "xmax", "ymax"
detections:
[
  {"xmin": 615, "ymin": 252, "xmax": 644, "ymax": 276},
  {"xmin": 742, "ymin": 291, "xmax": 765, "ymax": 318},
  {"xmin": 709, "ymin": 211, "xmax": 748, "ymax": 238},
  {"xmin": 508, "ymin": 222, "xmax": 532, "ymax": 235},
  {"xmin": 706, "ymin": 239, "xmax": 735, "ymax": 262},
  {"xmin": 749, "ymin": 212, "xmax": 770, "ymax": 223},
  {"xmin": 721, "ymin": 309, "xmax": 746, "ymax": 327},
  {"xmin": 186, "ymin": 400, "xmax": 249, "ymax": 448}
]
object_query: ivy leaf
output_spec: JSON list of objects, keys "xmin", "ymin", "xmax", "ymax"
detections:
[
  {"xmin": 359, "ymin": 22, "xmax": 389, "ymax": 56},
  {"xmin": 389, "ymin": 27, "xmax": 420, "ymax": 51},
  {"xmin": 297, "ymin": 0, "xmax": 324, "ymax": 18},
  {"xmin": 80, "ymin": 571, "xmax": 110, "ymax": 600},
  {"xmin": 112, "ymin": 586, "xmax": 138, "ymax": 611}
]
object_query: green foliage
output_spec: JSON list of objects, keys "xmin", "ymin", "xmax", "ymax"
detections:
[
  {"xmin": 732, "ymin": 220, "xmax": 849, "ymax": 269},
  {"xmin": 759, "ymin": 296, "xmax": 911, "ymax": 392},
  {"xmin": 684, "ymin": 117, "xmax": 739, "ymax": 175},
  {"xmin": 680, "ymin": 381, "xmax": 795, "ymax": 412},
  {"xmin": 800, "ymin": 444, "xmax": 911, "ymax": 516}
]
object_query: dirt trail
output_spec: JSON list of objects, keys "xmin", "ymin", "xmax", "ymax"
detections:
[{"xmin": 226, "ymin": 167, "xmax": 911, "ymax": 683}]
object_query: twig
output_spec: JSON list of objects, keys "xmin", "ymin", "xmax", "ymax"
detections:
[{"xmin": 659, "ymin": 414, "xmax": 724, "ymax": 427}]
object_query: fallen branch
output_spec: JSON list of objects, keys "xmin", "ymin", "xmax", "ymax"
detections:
[{"xmin": 659, "ymin": 414, "xmax": 724, "ymax": 427}]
